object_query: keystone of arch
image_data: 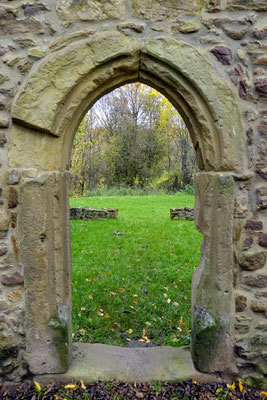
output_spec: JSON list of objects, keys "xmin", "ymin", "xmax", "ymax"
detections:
[{"xmin": 12, "ymin": 32, "xmax": 245, "ymax": 172}]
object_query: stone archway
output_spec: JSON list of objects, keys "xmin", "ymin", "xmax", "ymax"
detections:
[{"xmin": 10, "ymin": 33, "xmax": 246, "ymax": 377}]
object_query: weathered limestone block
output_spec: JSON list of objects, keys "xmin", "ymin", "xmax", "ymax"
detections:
[
  {"xmin": 12, "ymin": 33, "xmax": 140, "ymax": 137},
  {"xmin": 170, "ymin": 207, "xmax": 194, "ymax": 220},
  {"xmin": 0, "ymin": 133, "xmax": 7, "ymax": 147},
  {"xmin": 0, "ymin": 211, "xmax": 9, "ymax": 239},
  {"xmin": 0, "ymin": 73, "xmax": 8, "ymax": 85},
  {"xmin": 259, "ymin": 233, "xmax": 267, "ymax": 248},
  {"xmin": 238, "ymin": 250, "xmax": 266, "ymax": 271},
  {"xmin": 7, "ymin": 288, "xmax": 23, "ymax": 303},
  {"xmin": 251, "ymin": 301, "xmax": 266, "ymax": 313},
  {"xmin": 210, "ymin": 46, "xmax": 232, "ymax": 65},
  {"xmin": 254, "ymin": 24, "xmax": 267, "ymax": 40},
  {"xmin": 14, "ymin": 38, "xmax": 37, "ymax": 48},
  {"xmin": 3, "ymin": 54, "xmax": 21, "ymax": 67},
  {"xmin": 242, "ymin": 275, "xmax": 267, "ymax": 289},
  {"xmin": 117, "ymin": 22, "xmax": 145, "ymax": 34},
  {"xmin": 9, "ymin": 125, "xmax": 64, "ymax": 171},
  {"xmin": 141, "ymin": 37, "xmax": 245, "ymax": 173},
  {"xmin": 56, "ymin": 0, "xmax": 126, "ymax": 24},
  {"xmin": 22, "ymin": 3, "xmax": 49, "ymax": 17},
  {"xmin": 256, "ymin": 186, "xmax": 267, "ymax": 211},
  {"xmin": 235, "ymin": 295, "xmax": 247, "ymax": 312},
  {"xmin": 6, "ymin": 169, "xmax": 20, "ymax": 185},
  {"xmin": 70, "ymin": 207, "xmax": 118, "ymax": 220},
  {"xmin": 8, "ymin": 187, "xmax": 18, "ymax": 209},
  {"xmin": 0, "ymin": 246, "xmax": 8, "ymax": 257},
  {"xmin": 246, "ymin": 127, "xmax": 254, "ymax": 146},
  {"xmin": 0, "ymin": 334, "xmax": 17, "ymax": 377},
  {"xmin": 19, "ymin": 172, "xmax": 72, "ymax": 374},
  {"xmin": 205, "ymin": 0, "xmax": 221, "ymax": 12},
  {"xmin": 245, "ymin": 220, "xmax": 263, "ymax": 231},
  {"xmin": 0, "ymin": 115, "xmax": 9, "ymax": 129},
  {"xmin": 0, "ymin": 10, "xmax": 44, "ymax": 36},
  {"xmin": 17, "ymin": 60, "xmax": 32, "ymax": 75},
  {"xmin": 28, "ymin": 47, "xmax": 46, "ymax": 59},
  {"xmin": 191, "ymin": 172, "xmax": 235, "ymax": 373},
  {"xmin": 227, "ymin": 0, "xmax": 267, "ymax": 11},
  {"xmin": 132, "ymin": 0, "xmax": 204, "ymax": 19},
  {"xmin": 1, "ymin": 272, "xmax": 23, "ymax": 286},
  {"xmin": 202, "ymin": 17, "xmax": 250, "ymax": 40},
  {"xmin": 171, "ymin": 20, "xmax": 200, "ymax": 34}
]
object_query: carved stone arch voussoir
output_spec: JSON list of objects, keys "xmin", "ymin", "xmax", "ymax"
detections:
[{"xmin": 12, "ymin": 32, "xmax": 245, "ymax": 173}]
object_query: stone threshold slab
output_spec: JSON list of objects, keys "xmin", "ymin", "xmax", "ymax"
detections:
[{"xmin": 36, "ymin": 344, "xmax": 221, "ymax": 385}]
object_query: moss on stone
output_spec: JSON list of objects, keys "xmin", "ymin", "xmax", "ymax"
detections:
[
  {"xmin": 191, "ymin": 307, "xmax": 219, "ymax": 371},
  {"xmin": 0, "ymin": 335, "xmax": 12, "ymax": 358},
  {"xmin": 244, "ymin": 373, "xmax": 267, "ymax": 390},
  {"xmin": 48, "ymin": 316, "xmax": 70, "ymax": 372}
]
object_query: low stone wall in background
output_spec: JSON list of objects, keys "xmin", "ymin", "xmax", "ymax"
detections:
[
  {"xmin": 170, "ymin": 207, "xmax": 194, "ymax": 220},
  {"xmin": 70, "ymin": 207, "xmax": 118, "ymax": 220}
]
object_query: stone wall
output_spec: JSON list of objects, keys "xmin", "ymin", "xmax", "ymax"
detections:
[
  {"xmin": 0, "ymin": 0, "xmax": 265, "ymax": 387},
  {"xmin": 70, "ymin": 207, "xmax": 118, "ymax": 220},
  {"xmin": 170, "ymin": 208, "xmax": 194, "ymax": 220}
]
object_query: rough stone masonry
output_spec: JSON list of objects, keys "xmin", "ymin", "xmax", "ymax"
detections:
[{"xmin": 0, "ymin": 0, "xmax": 266, "ymax": 389}]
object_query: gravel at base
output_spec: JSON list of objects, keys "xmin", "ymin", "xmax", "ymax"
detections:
[{"xmin": 0, "ymin": 380, "xmax": 266, "ymax": 399}]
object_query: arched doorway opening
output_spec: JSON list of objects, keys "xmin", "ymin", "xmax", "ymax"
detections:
[
  {"xmin": 70, "ymin": 82, "xmax": 200, "ymax": 350},
  {"xmin": 10, "ymin": 33, "xmax": 245, "ymax": 378}
]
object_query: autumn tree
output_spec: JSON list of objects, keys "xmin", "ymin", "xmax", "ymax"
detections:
[{"xmin": 70, "ymin": 83, "xmax": 197, "ymax": 195}]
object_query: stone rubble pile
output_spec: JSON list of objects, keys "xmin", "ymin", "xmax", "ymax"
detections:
[
  {"xmin": 70, "ymin": 207, "xmax": 118, "ymax": 220},
  {"xmin": 170, "ymin": 207, "xmax": 194, "ymax": 220}
]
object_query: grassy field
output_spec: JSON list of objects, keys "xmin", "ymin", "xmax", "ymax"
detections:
[{"xmin": 70, "ymin": 194, "xmax": 202, "ymax": 347}]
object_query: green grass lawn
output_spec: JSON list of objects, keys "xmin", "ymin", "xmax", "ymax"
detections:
[{"xmin": 70, "ymin": 194, "xmax": 202, "ymax": 347}]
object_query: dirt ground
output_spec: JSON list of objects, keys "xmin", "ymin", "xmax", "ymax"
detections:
[{"xmin": 0, "ymin": 380, "xmax": 266, "ymax": 400}]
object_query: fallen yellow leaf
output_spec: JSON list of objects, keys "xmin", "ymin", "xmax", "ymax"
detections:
[
  {"xmin": 167, "ymin": 298, "xmax": 171, "ymax": 304},
  {"xmin": 104, "ymin": 314, "xmax": 110, "ymax": 318},
  {"xmin": 34, "ymin": 381, "xmax": 41, "ymax": 392},
  {"xmin": 227, "ymin": 382, "xmax": 236, "ymax": 391},
  {"xmin": 64, "ymin": 384, "xmax": 77, "ymax": 390},
  {"xmin": 260, "ymin": 391, "xmax": 267, "ymax": 397},
  {"xmin": 88, "ymin": 295, "xmax": 93, "ymax": 299},
  {"xmin": 238, "ymin": 379, "xmax": 243, "ymax": 393},
  {"xmin": 80, "ymin": 380, "xmax": 86, "ymax": 390},
  {"xmin": 128, "ymin": 329, "xmax": 133, "ymax": 334}
]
